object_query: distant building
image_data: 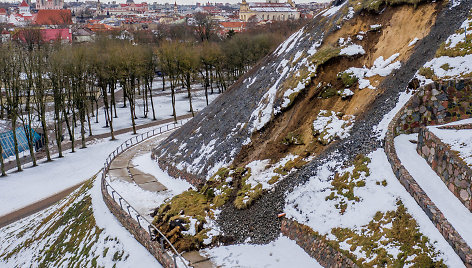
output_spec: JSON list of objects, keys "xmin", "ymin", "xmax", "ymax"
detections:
[
  {"xmin": 73, "ymin": 27, "xmax": 95, "ymax": 42},
  {"xmin": 36, "ymin": 0, "xmax": 64, "ymax": 10},
  {"xmin": 19, "ymin": 0, "xmax": 32, "ymax": 16},
  {"xmin": 35, "ymin": 9, "xmax": 73, "ymax": 25},
  {"xmin": 239, "ymin": 0, "xmax": 300, "ymax": 22},
  {"xmin": 1, "ymin": 30, "xmax": 10, "ymax": 43},
  {"xmin": 219, "ymin": 21, "xmax": 246, "ymax": 33},
  {"xmin": 106, "ymin": 0, "xmax": 149, "ymax": 15},
  {"xmin": 0, "ymin": 8, "xmax": 8, "ymax": 23}
]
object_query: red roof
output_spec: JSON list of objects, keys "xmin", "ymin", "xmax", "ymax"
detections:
[
  {"xmin": 0, "ymin": 8, "xmax": 6, "ymax": 15},
  {"xmin": 19, "ymin": 0, "xmax": 29, "ymax": 7},
  {"xmin": 1, "ymin": 30, "xmax": 9, "ymax": 34},
  {"xmin": 41, "ymin": 28, "xmax": 71, "ymax": 42},
  {"xmin": 220, "ymin": 21, "xmax": 246, "ymax": 28},
  {"xmin": 15, "ymin": 28, "xmax": 71, "ymax": 43},
  {"xmin": 34, "ymin": 9, "xmax": 72, "ymax": 25}
]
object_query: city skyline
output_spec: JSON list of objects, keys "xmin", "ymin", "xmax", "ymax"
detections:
[{"xmin": 2, "ymin": 0, "xmax": 331, "ymax": 6}]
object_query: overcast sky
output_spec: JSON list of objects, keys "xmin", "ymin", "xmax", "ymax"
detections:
[{"xmin": 5, "ymin": 0, "xmax": 331, "ymax": 6}]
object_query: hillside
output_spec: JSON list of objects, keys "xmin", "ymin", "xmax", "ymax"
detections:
[{"xmin": 149, "ymin": 0, "xmax": 472, "ymax": 266}]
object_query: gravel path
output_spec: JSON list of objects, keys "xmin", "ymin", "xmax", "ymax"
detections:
[{"xmin": 217, "ymin": 1, "xmax": 472, "ymax": 244}]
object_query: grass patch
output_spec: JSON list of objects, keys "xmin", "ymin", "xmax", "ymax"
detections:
[
  {"xmin": 0, "ymin": 176, "xmax": 130, "ymax": 267},
  {"xmin": 152, "ymin": 167, "xmax": 236, "ymax": 252},
  {"xmin": 440, "ymin": 63, "xmax": 451, "ymax": 71},
  {"xmin": 418, "ymin": 67, "xmax": 435, "ymax": 80},
  {"xmin": 331, "ymin": 200, "xmax": 446, "ymax": 267},
  {"xmin": 312, "ymin": 110, "xmax": 355, "ymax": 145},
  {"xmin": 325, "ymin": 155, "xmax": 371, "ymax": 214}
]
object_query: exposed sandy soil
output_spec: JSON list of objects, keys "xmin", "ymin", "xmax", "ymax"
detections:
[{"xmin": 234, "ymin": 2, "xmax": 442, "ymax": 167}]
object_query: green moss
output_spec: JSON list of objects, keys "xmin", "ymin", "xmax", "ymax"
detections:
[
  {"xmin": 440, "ymin": 63, "xmax": 451, "ymax": 71},
  {"xmin": 281, "ymin": 131, "xmax": 304, "ymax": 146},
  {"xmin": 418, "ymin": 67, "xmax": 435, "ymax": 79},
  {"xmin": 311, "ymin": 46, "xmax": 341, "ymax": 66},
  {"xmin": 338, "ymin": 71, "xmax": 358, "ymax": 88},
  {"xmin": 268, "ymin": 176, "xmax": 280, "ymax": 185},
  {"xmin": 319, "ymin": 86, "xmax": 339, "ymax": 99}
]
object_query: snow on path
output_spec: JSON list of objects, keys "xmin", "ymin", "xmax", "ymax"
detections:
[
  {"xmin": 0, "ymin": 124, "xmax": 170, "ymax": 217},
  {"xmin": 132, "ymin": 152, "xmax": 194, "ymax": 194},
  {"xmin": 107, "ymin": 150, "xmax": 195, "ymax": 221},
  {"xmin": 202, "ymin": 235, "xmax": 322, "ymax": 268},
  {"xmin": 395, "ymin": 133, "xmax": 472, "ymax": 248}
]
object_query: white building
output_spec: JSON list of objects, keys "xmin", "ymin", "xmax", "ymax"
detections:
[{"xmin": 239, "ymin": 0, "xmax": 300, "ymax": 22}]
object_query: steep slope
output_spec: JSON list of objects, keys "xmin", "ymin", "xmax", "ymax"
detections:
[
  {"xmin": 150, "ymin": 0, "xmax": 472, "ymax": 264},
  {"xmin": 152, "ymin": 5, "xmax": 342, "ymax": 183}
]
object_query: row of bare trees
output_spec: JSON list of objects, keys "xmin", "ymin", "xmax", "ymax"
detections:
[{"xmin": 0, "ymin": 30, "xmax": 282, "ymax": 175}]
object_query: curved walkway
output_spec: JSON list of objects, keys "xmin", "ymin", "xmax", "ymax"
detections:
[
  {"xmin": 102, "ymin": 123, "xmax": 214, "ymax": 268},
  {"xmin": 384, "ymin": 88, "xmax": 472, "ymax": 266}
]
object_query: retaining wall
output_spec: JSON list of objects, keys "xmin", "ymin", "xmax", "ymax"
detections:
[
  {"xmin": 394, "ymin": 80, "xmax": 472, "ymax": 135},
  {"xmin": 101, "ymin": 181, "xmax": 177, "ymax": 268},
  {"xmin": 281, "ymin": 219, "xmax": 359, "ymax": 268},
  {"xmin": 417, "ymin": 127, "xmax": 472, "ymax": 212},
  {"xmin": 384, "ymin": 79, "xmax": 472, "ymax": 267}
]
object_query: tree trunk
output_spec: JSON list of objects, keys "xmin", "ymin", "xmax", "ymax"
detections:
[
  {"xmin": 186, "ymin": 73, "xmax": 194, "ymax": 117},
  {"xmin": 23, "ymin": 124, "xmax": 37, "ymax": 167},
  {"xmin": 11, "ymin": 119, "xmax": 22, "ymax": 172},
  {"xmin": 0, "ymin": 142, "xmax": 6, "ymax": 176},
  {"xmin": 41, "ymin": 109, "xmax": 52, "ymax": 161}
]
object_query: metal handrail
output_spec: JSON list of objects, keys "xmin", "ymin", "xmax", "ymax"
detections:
[{"xmin": 101, "ymin": 118, "xmax": 190, "ymax": 268}]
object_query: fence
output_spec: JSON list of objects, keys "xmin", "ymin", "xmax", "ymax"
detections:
[{"xmin": 101, "ymin": 119, "xmax": 190, "ymax": 268}]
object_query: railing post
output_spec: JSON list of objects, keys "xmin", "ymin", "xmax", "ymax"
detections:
[
  {"xmin": 173, "ymin": 255, "xmax": 177, "ymax": 268},
  {"xmin": 111, "ymin": 191, "xmax": 115, "ymax": 200},
  {"xmin": 118, "ymin": 197, "xmax": 123, "ymax": 209},
  {"xmin": 136, "ymin": 215, "xmax": 141, "ymax": 227},
  {"xmin": 127, "ymin": 205, "xmax": 132, "ymax": 216}
]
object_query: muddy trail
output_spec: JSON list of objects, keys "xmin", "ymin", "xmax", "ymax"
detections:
[{"xmin": 217, "ymin": 0, "xmax": 472, "ymax": 244}]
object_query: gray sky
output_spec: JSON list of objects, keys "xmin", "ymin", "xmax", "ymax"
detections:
[{"xmin": 6, "ymin": 0, "xmax": 331, "ymax": 6}]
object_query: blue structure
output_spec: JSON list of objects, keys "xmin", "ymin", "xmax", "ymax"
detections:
[{"xmin": 0, "ymin": 126, "xmax": 42, "ymax": 159}]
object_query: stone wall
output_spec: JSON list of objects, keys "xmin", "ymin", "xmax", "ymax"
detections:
[
  {"xmin": 101, "ymin": 180, "xmax": 177, "ymax": 268},
  {"xmin": 417, "ymin": 127, "xmax": 472, "ymax": 211},
  {"xmin": 394, "ymin": 80, "xmax": 472, "ymax": 135},
  {"xmin": 384, "ymin": 80, "xmax": 472, "ymax": 267},
  {"xmin": 281, "ymin": 219, "xmax": 359, "ymax": 268}
]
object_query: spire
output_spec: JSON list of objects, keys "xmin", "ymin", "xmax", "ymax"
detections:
[{"xmin": 19, "ymin": 0, "xmax": 29, "ymax": 7}]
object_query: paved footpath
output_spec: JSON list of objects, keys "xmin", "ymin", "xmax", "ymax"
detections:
[
  {"xmin": 108, "ymin": 133, "xmax": 215, "ymax": 268},
  {"xmin": 0, "ymin": 114, "xmax": 191, "ymax": 229}
]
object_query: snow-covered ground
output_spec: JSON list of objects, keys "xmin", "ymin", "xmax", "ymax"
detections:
[
  {"xmin": 201, "ymin": 235, "xmax": 322, "ymax": 267},
  {"xmin": 0, "ymin": 123, "xmax": 178, "ymax": 218},
  {"xmin": 429, "ymin": 122, "xmax": 472, "ymax": 166},
  {"xmin": 0, "ymin": 175, "xmax": 161, "ymax": 268},
  {"xmin": 395, "ymin": 133, "xmax": 472, "ymax": 248},
  {"xmin": 285, "ymin": 148, "xmax": 464, "ymax": 266},
  {"xmin": 76, "ymin": 88, "xmax": 219, "ymax": 137}
]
